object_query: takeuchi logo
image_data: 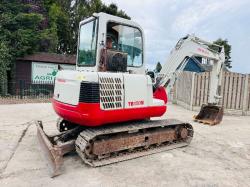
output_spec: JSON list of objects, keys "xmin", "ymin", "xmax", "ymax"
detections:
[
  {"xmin": 128, "ymin": 100, "xmax": 144, "ymax": 107},
  {"xmin": 197, "ymin": 48, "xmax": 209, "ymax": 55}
]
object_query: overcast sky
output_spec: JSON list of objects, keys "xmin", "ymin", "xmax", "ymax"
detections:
[{"xmin": 103, "ymin": 0, "xmax": 250, "ymax": 73}]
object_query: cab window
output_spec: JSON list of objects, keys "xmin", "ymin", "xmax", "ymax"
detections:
[
  {"xmin": 107, "ymin": 22, "xmax": 143, "ymax": 67},
  {"xmin": 78, "ymin": 19, "xmax": 98, "ymax": 66}
]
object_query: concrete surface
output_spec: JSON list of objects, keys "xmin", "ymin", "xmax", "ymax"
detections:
[{"xmin": 0, "ymin": 103, "xmax": 249, "ymax": 187}]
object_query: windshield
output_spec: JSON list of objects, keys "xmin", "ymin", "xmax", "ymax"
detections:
[
  {"xmin": 78, "ymin": 19, "xmax": 98, "ymax": 66},
  {"xmin": 107, "ymin": 22, "xmax": 143, "ymax": 67}
]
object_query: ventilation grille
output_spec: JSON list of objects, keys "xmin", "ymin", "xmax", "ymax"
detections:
[
  {"xmin": 99, "ymin": 76, "xmax": 123, "ymax": 110},
  {"xmin": 79, "ymin": 82, "xmax": 100, "ymax": 103}
]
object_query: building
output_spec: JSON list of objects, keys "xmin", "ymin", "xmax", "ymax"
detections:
[{"xmin": 15, "ymin": 52, "xmax": 76, "ymax": 84}]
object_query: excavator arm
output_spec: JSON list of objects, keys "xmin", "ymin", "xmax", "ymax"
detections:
[{"xmin": 156, "ymin": 34, "xmax": 225, "ymax": 125}]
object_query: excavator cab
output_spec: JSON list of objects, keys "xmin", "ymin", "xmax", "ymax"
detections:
[{"xmin": 76, "ymin": 13, "xmax": 145, "ymax": 74}]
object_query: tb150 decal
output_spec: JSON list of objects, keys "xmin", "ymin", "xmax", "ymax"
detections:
[{"xmin": 128, "ymin": 100, "xmax": 144, "ymax": 107}]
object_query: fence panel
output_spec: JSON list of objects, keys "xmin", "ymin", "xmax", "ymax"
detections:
[
  {"xmin": 195, "ymin": 73, "xmax": 201, "ymax": 106},
  {"xmin": 172, "ymin": 71, "xmax": 250, "ymax": 115},
  {"xmin": 220, "ymin": 72, "xmax": 245, "ymax": 110},
  {"xmin": 248, "ymin": 75, "xmax": 250, "ymax": 110},
  {"xmin": 175, "ymin": 72, "xmax": 193, "ymax": 106},
  {"xmin": 0, "ymin": 80, "xmax": 54, "ymax": 100},
  {"xmin": 193, "ymin": 72, "xmax": 210, "ymax": 106}
]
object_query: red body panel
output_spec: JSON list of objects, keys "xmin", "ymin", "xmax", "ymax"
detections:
[
  {"xmin": 153, "ymin": 86, "xmax": 168, "ymax": 104},
  {"xmin": 52, "ymin": 99, "xmax": 167, "ymax": 127}
]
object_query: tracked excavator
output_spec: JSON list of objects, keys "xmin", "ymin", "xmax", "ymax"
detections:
[{"xmin": 37, "ymin": 12, "xmax": 225, "ymax": 177}]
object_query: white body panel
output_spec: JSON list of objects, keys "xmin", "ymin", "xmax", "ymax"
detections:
[
  {"xmin": 54, "ymin": 70, "xmax": 98, "ymax": 105},
  {"xmin": 124, "ymin": 74, "xmax": 149, "ymax": 108}
]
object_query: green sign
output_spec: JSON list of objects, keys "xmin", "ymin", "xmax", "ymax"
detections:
[{"xmin": 32, "ymin": 62, "xmax": 75, "ymax": 84}]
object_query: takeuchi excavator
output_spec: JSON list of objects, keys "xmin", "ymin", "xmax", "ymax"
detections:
[{"xmin": 37, "ymin": 12, "xmax": 225, "ymax": 177}]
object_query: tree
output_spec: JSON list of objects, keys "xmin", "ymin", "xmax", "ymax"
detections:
[
  {"xmin": 101, "ymin": 3, "xmax": 130, "ymax": 19},
  {"xmin": 0, "ymin": 0, "xmax": 130, "ymax": 84},
  {"xmin": 155, "ymin": 62, "xmax": 162, "ymax": 73},
  {"xmin": 55, "ymin": 0, "xmax": 130, "ymax": 54},
  {"xmin": 212, "ymin": 38, "xmax": 232, "ymax": 68},
  {"xmin": 0, "ymin": 0, "xmax": 49, "ymax": 82},
  {"xmin": 0, "ymin": 0, "xmax": 130, "ymax": 55},
  {"xmin": 0, "ymin": 1, "xmax": 51, "ymax": 55},
  {"xmin": 0, "ymin": 41, "xmax": 11, "ymax": 94}
]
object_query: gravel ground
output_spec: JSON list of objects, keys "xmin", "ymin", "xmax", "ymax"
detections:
[
  {"xmin": 0, "ymin": 98, "xmax": 51, "ymax": 105},
  {"xmin": 0, "ymin": 103, "xmax": 249, "ymax": 187}
]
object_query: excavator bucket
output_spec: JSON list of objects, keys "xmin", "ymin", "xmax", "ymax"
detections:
[
  {"xmin": 193, "ymin": 104, "xmax": 223, "ymax": 125},
  {"xmin": 36, "ymin": 121, "xmax": 76, "ymax": 177}
]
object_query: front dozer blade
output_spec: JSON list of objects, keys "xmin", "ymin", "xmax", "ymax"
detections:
[
  {"xmin": 36, "ymin": 121, "xmax": 75, "ymax": 177},
  {"xmin": 193, "ymin": 104, "xmax": 223, "ymax": 125}
]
